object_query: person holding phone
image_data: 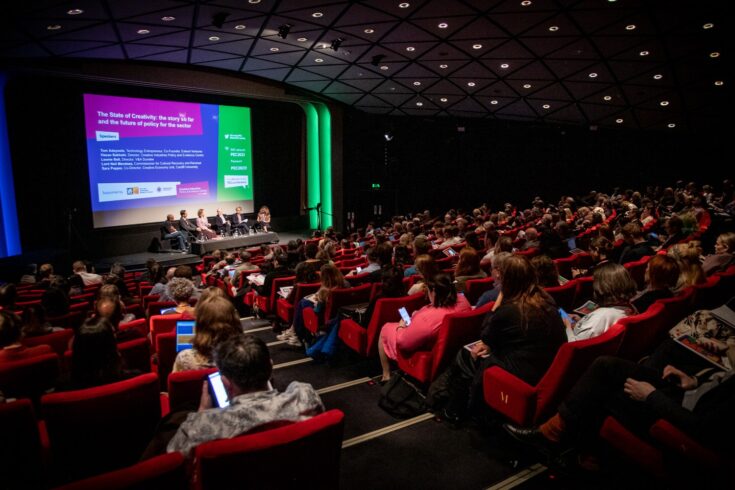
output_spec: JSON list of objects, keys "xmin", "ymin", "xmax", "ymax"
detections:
[
  {"xmin": 378, "ymin": 273, "xmax": 471, "ymax": 382},
  {"xmin": 167, "ymin": 335, "xmax": 323, "ymax": 456}
]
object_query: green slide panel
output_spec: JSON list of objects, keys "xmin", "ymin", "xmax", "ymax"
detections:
[{"xmin": 217, "ymin": 105, "xmax": 253, "ymax": 201}]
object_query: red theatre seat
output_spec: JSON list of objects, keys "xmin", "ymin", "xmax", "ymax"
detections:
[
  {"xmin": 0, "ymin": 353, "xmax": 59, "ymax": 403},
  {"xmin": 624, "ymin": 255, "xmax": 653, "ymax": 290},
  {"xmin": 483, "ymin": 323, "xmax": 625, "ymax": 426},
  {"xmin": 256, "ymin": 276, "xmax": 295, "ymax": 315},
  {"xmin": 276, "ymin": 281, "xmax": 320, "ymax": 325},
  {"xmin": 118, "ymin": 337, "xmax": 152, "ymax": 373},
  {"xmin": 167, "ymin": 367, "xmax": 217, "ymax": 413},
  {"xmin": 22, "ymin": 329, "xmax": 74, "ymax": 356},
  {"xmin": 155, "ymin": 332, "xmax": 177, "ymax": 390},
  {"xmin": 339, "ymin": 293, "xmax": 427, "ymax": 357},
  {"xmin": 573, "ymin": 276, "xmax": 594, "ymax": 308},
  {"xmin": 397, "ymin": 302, "xmax": 494, "ymax": 384},
  {"xmin": 52, "ymin": 452, "xmax": 186, "ymax": 490},
  {"xmin": 545, "ymin": 280, "xmax": 577, "ymax": 311},
  {"xmin": 192, "ymin": 409, "xmax": 345, "ymax": 490},
  {"xmin": 0, "ymin": 399, "xmax": 46, "ymax": 489},
  {"xmin": 146, "ymin": 301, "xmax": 176, "ymax": 318},
  {"xmin": 149, "ymin": 313, "xmax": 184, "ymax": 354},
  {"xmin": 302, "ymin": 283, "xmax": 373, "ymax": 334},
  {"xmin": 464, "ymin": 277, "xmax": 495, "ymax": 306},
  {"xmin": 119, "ymin": 318, "xmax": 149, "ymax": 338},
  {"xmin": 615, "ymin": 303, "xmax": 670, "ymax": 361},
  {"xmin": 41, "ymin": 373, "xmax": 162, "ymax": 484}
]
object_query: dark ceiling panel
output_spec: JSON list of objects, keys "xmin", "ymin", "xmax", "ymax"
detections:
[{"xmin": 195, "ymin": 57, "xmax": 246, "ymax": 72}]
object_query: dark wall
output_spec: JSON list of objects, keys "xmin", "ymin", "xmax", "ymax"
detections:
[
  {"xmin": 343, "ymin": 110, "xmax": 732, "ymax": 222},
  {"xmin": 5, "ymin": 75, "xmax": 303, "ymax": 256}
]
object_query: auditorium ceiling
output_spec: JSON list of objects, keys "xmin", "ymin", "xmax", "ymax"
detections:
[{"xmin": 1, "ymin": 0, "xmax": 730, "ymax": 129}]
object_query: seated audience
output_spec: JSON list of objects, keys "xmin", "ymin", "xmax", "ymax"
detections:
[
  {"xmin": 0, "ymin": 310, "xmax": 53, "ymax": 363},
  {"xmin": 359, "ymin": 266, "xmax": 406, "ymax": 327},
  {"xmin": 404, "ymin": 235, "xmax": 432, "ymax": 277},
  {"xmin": 292, "ymin": 243, "xmax": 324, "ymax": 285},
  {"xmin": 657, "ymin": 215, "xmax": 686, "ymax": 249},
  {"xmin": 21, "ymin": 305, "xmax": 62, "ymax": 337},
  {"xmin": 531, "ymin": 255, "xmax": 561, "ymax": 288},
  {"xmin": 577, "ymin": 236, "xmax": 613, "ymax": 277},
  {"xmin": 668, "ymin": 241, "xmax": 706, "ymax": 291},
  {"xmin": 71, "ymin": 260, "xmax": 103, "ymax": 286},
  {"xmin": 407, "ymin": 254, "xmax": 438, "ymax": 296},
  {"xmin": 379, "ymin": 273, "xmax": 471, "ymax": 382},
  {"xmin": 0, "ymin": 283, "xmax": 18, "ymax": 310},
  {"xmin": 164, "ymin": 278, "xmax": 196, "ymax": 317},
  {"xmin": 476, "ymin": 252, "xmax": 512, "ymax": 307},
  {"xmin": 41, "ymin": 277, "xmax": 70, "ymax": 317},
  {"xmin": 618, "ymin": 223, "xmax": 654, "ymax": 265},
  {"xmin": 166, "ymin": 335, "xmax": 323, "ymax": 456},
  {"xmin": 702, "ymin": 232, "xmax": 735, "ymax": 276},
  {"xmin": 454, "ymin": 248, "xmax": 487, "ymax": 293},
  {"xmin": 631, "ymin": 255, "xmax": 680, "ymax": 313}
]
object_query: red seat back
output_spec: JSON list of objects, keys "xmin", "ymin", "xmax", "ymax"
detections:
[
  {"xmin": 624, "ymin": 255, "xmax": 653, "ymax": 290},
  {"xmin": 553, "ymin": 256, "xmax": 576, "ymax": 279},
  {"xmin": 545, "ymin": 280, "xmax": 577, "ymax": 311},
  {"xmin": 47, "ymin": 310, "xmax": 85, "ymax": 329},
  {"xmin": 21, "ymin": 329, "xmax": 74, "ymax": 356},
  {"xmin": 0, "ymin": 399, "xmax": 45, "ymax": 488},
  {"xmin": 119, "ymin": 318, "xmax": 148, "ymax": 338},
  {"xmin": 118, "ymin": 337, "xmax": 151, "ymax": 373},
  {"xmin": 515, "ymin": 247, "xmax": 540, "ymax": 258},
  {"xmin": 323, "ymin": 283, "xmax": 373, "ymax": 321},
  {"xmin": 616, "ymin": 303, "xmax": 670, "ymax": 360},
  {"xmin": 654, "ymin": 288, "xmax": 694, "ymax": 330},
  {"xmin": 167, "ymin": 367, "xmax": 218, "ymax": 413},
  {"xmin": 146, "ymin": 301, "xmax": 176, "ymax": 318},
  {"xmin": 573, "ymin": 276, "xmax": 594, "ymax": 308},
  {"xmin": 192, "ymin": 409, "xmax": 345, "ymax": 490},
  {"xmin": 0, "ymin": 353, "xmax": 59, "ymax": 403},
  {"xmin": 464, "ymin": 277, "xmax": 495, "ymax": 306},
  {"xmin": 265, "ymin": 276, "xmax": 296, "ymax": 313},
  {"xmin": 366, "ymin": 293, "xmax": 427, "ymax": 357},
  {"xmin": 149, "ymin": 314, "xmax": 184, "ymax": 353},
  {"xmin": 156, "ymin": 333, "xmax": 177, "ymax": 390},
  {"xmin": 41, "ymin": 373, "xmax": 161, "ymax": 483}
]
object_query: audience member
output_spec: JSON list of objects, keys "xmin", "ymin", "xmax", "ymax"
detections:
[
  {"xmin": 21, "ymin": 305, "xmax": 62, "ymax": 337},
  {"xmin": 618, "ymin": 223, "xmax": 654, "ymax": 265},
  {"xmin": 668, "ymin": 242, "xmax": 706, "ymax": 291},
  {"xmin": 702, "ymin": 232, "xmax": 735, "ymax": 276},
  {"xmin": 631, "ymin": 255, "xmax": 680, "ymax": 313},
  {"xmin": 475, "ymin": 252, "xmax": 512, "ymax": 307},
  {"xmin": 164, "ymin": 278, "xmax": 196, "ymax": 317},
  {"xmin": 454, "ymin": 248, "xmax": 487, "ymax": 293},
  {"xmin": 0, "ymin": 310, "xmax": 52, "ymax": 363},
  {"xmin": 71, "ymin": 260, "xmax": 103, "ymax": 286},
  {"xmin": 531, "ymin": 255, "xmax": 561, "ymax": 288}
]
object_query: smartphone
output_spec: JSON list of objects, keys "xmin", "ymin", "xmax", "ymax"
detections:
[
  {"xmin": 558, "ymin": 308, "xmax": 574, "ymax": 325},
  {"xmin": 176, "ymin": 320, "xmax": 196, "ymax": 352},
  {"xmin": 398, "ymin": 306, "xmax": 411, "ymax": 326},
  {"xmin": 208, "ymin": 371, "xmax": 230, "ymax": 408},
  {"xmin": 356, "ymin": 266, "xmax": 363, "ymax": 273},
  {"xmin": 228, "ymin": 269, "xmax": 236, "ymax": 279},
  {"xmin": 445, "ymin": 248, "xmax": 457, "ymax": 256}
]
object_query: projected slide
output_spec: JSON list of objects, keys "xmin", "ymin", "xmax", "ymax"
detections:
[{"xmin": 83, "ymin": 94, "xmax": 253, "ymax": 228}]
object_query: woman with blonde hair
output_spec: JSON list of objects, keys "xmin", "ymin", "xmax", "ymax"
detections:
[
  {"xmin": 257, "ymin": 205, "xmax": 272, "ymax": 231},
  {"xmin": 668, "ymin": 241, "xmax": 706, "ymax": 291},
  {"xmin": 196, "ymin": 209, "xmax": 217, "ymax": 239},
  {"xmin": 407, "ymin": 254, "xmax": 439, "ymax": 296}
]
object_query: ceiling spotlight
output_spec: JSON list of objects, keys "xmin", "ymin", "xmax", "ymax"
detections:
[
  {"xmin": 467, "ymin": 82, "xmax": 476, "ymax": 87},
  {"xmin": 521, "ymin": 1, "xmax": 532, "ymax": 5},
  {"xmin": 668, "ymin": 123, "xmax": 676, "ymax": 128},
  {"xmin": 137, "ymin": 29, "xmax": 150, "ymax": 34},
  {"xmin": 277, "ymin": 24, "xmax": 292, "ymax": 39},
  {"xmin": 384, "ymin": 131, "xmax": 394, "ymax": 142},
  {"xmin": 490, "ymin": 100, "xmax": 499, "ymax": 105},
  {"xmin": 235, "ymin": 25, "xmax": 246, "ymax": 30},
  {"xmin": 416, "ymin": 102, "xmax": 423, "ymax": 106},
  {"xmin": 703, "ymin": 23, "xmax": 714, "ymax": 29},
  {"xmin": 438, "ymin": 22, "xmax": 448, "ymax": 29},
  {"xmin": 653, "ymin": 74, "xmax": 663, "ymax": 80},
  {"xmin": 248, "ymin": 0, "xmax": 261, "ymax": 3},
  {"xmin": 47, "ymin": 24, "xmax": 62, "ymax": 30},
  {"xmin": 660, "ymin": 100, "xmax": 669, "ymax": 106},
  {"xmin": 312, "ymin": 12, "xmax": 323, "ymax": 18},
  {"xmin": 714, "ymin": 80, "xmax": 724, "ymax": 86},
  {"xmin": 297, "ymin": 37, "xmax": 307, "ymax": 41},
  {"xmin": 269, "ymin": 47, "xmax": 279, "ymax": 51},
  {"xmin": 364, "ymin": 28, "xmax": 374, "ymax": 34},
  {"xmin": 330, "ymin": 38, "xmax": 344, "ymax": 51},
  {"xmin": 603, "ymin": 95, "xmax": 612, "ymax": 101},
  {"xmin": 413, "ymin": 81, "xmax": 421, "ymax": 86},
  {"xmin": 639, "ymin": 50, "xmax": 649, "ymax": 56},
  {"xmin": 616, "ymin": 118, "xmax": 624, "ymax": 123},
  {"xmin": 440, "ymin": 97, "xmax": 448, "ymax": 102},
  {"xmin": 380, "ymin": 65, "xmax": 389, "ymax": 70},
  {"xmin": 710, "ymin": 52, "xmax": 720, "ymax": 58},
  {"xmin": 625, "ymin": 24, "xmax": 636, "ymax": 30},
  {"xmin": 406, "ymin": 46, "xmax": 415, "ymax": 51},
  {"xmin": 548, "ymin": 26, "xmax": 559, "ymax": 32},
  {"xmin": 315, "ymin": 58, "xmax": 324, "ymax": 63},
  {"xmin": 209, "ymin": 36, "xmax": 221, "ymax": 41},
  {"xmin": 588, "ymin": 72, "xmax": 598, "ymax": 78},
  {"xmin": 212, "ymin": 12, "xmax": 230, "ymax": 29},
  {"xmin": 371, "ymin": 54, "xmax": 386, "ymax": 66},
  {"xmin": 162, "ymin": 16, "xmax": 176, "ymax": 22},
  {"xmin": 472, "ymin": 44, "xmax": 483, "ymax": 49},
  {"xmin": 399, "ymin": 3, "xmax": 410, "ymax": 8},
  {"xmin": 67, "ymin": 9, "xmax": 84, "ymax": 15},
  {"xmin": 523, "ymin": 83, "xmax": 532, "ymax": 88},
  {"xmin": 542, "ymin": 104, "xmax": 551, "ymax": 109},
  {"xmin": 500, "ymin": 63, "xmax": 509, "ymax": 69},
  {"xmin": 439, "ymin": 64, "xmax": 448, "ymax": 69}
]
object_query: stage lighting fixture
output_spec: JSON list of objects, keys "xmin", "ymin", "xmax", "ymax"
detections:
[
  {"xmin": 212, "ymin": 12, "xmax": 230, "ymax": 29},
  {"xmin": 371, "ymin": 54, "xmax": 386, "ymax": 66},
  {"xmin": 277, "ymin": 24, "xmax": 292, "ymax": 39},
  {"xmin": 330, "ymin": 38, "xmax": 344, "ymax": 51},
  {"xmin": 384, "ymin": 131, "xmax": 394, "ymax": 142}
]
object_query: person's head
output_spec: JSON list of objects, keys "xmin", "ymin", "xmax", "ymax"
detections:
[
  {"xmin": 150, "ymin": 263, "xmax": 165, "ymax": 284},
  {"xmin": 214, "ymin": 334, "xmax": 272, "ymax": 396},
  {"xmin": 375, "ymin": 242, "xmax": 394, "ymax": 266},
  {"xmin": 193, "ymin": 296, "xmax": 243, "ymax": 358},
  {"xmin": 304, "ymin": 242, "xmax": 319, "ymax": 260},
  {"xmin": 166, "ymin": 277, "xmax": 195, "ymax": 304},
  {"xmin": 167, "ymin": 213, "xmax": 174, "ymax": 221},
  {"xmin": 271, "ymin": 248, "xmax": 288, "ymax": 267},
  {"xmin": 180, "ymin": 209, "xmax": 188, "ymax": 218},
  {"xmin": 0, "ymin": 283, "xmax": 17, "ymax": 308},
  {"xmin": 366, "ymin": 247, "xmax": 379, "ymax": 264},
  {"xmin": 378, "ymin": 266, "xmax": 406, "ymax": 299},
  {"xmin": 592, "ymin": 263, "xmax": 637, "ymax": 307},
  {"xmin": 236, "ymin": 206, "xmax": 242, "ymax": 214},
  {"xmin": 668, "ymin": 241, "xmax": 702, "ymax": 266},
  {"xmin": 239, "ymin": 251, "xmax": 252, "ymax": 263},
  {"xmin": 413, "ymin": 254, "xmax": 438, "ymax": 281},
  {"xmin": 259, "ymin": 205, "xmax": 270, "ymax": 214},
  {"xmin": 0, "ymin": 311, "xmax": 22, "ymax": 347},
  {"xmin": 455, "ymin": 248, "xmax": 481, "ymax": 277},
  {"xmin": 71, "ymin": 317, "xmax": 121, "ymax": 388},
  {"xmin": 72, "ymin": 260, "xmax": 87, "ymax": 273},
  {"xmin": 621, "ymin": 222, "xmax": 644, "ymax": 244},
  {"xmin": 198, "ymin": 286, "xmax": 227, "ymax": 305},
  {"xmin": 173, "ymin": 265, "xmax": 194, "ymax": 280},
  {"xmin": 197, "ymin": 208, "xmax": 205, "ymax": 218},
  {"xmin": 500, "ymin": 255, "xmax": 539, "ymax": 301},
  {"xmin": 413, "ymin": 235, "xmax": 431, "ymax": 256},
  {"xmin": 495, "ymin": 236, "xmax": 514, "ymax": 253},
  {"xmin": 21, "ymin": 305, "xmax": 48, "ymax": 336},
  {"xmin": 95, "ymin": 297, "xmax": 123, "ymax": 328},
  {"xmin": 525, "ymin": 227, "xmax": 538, "ymax": 241},
  {"xmin": 531, "ymin": 255, "xmax": 560, "ymax": 288},
  {"xmin": 715, "ymin": 232, "xmax": 735, "ymax": 255},
  {"xmin": 224, "ymin": 253, "xmax": 236, "ymax": 265},
  {"xmin": 426, "ymin": 273, "xmax": 458, "ymax": 308},
  {"xmin": 646, "ymin": 255, "xmax": 680, "ymax": 291},
  {"xmin": 110, "ymin": 263, "xmax": 127, "ymax": 278},
  {"xmin": 590, "ymin": 236, "xmax": 613, "ymax": 262},
  {"xmin": 319, "ymin": 264, "xmax": 345, "ymax": 289},
  {"xmin": 664, "ymin": 215, "xmax": 683, "ymax": 235},
  {"xmin": 216, "ymin": 208, "xmax": 224, "ymax": 215},
  {"xmin": 39, "ymin": 263, "xmax": 55, "ymax": 280},
  {"xmin": 491, "ymin": 251, "xmax": 512, "ymax": 282}
]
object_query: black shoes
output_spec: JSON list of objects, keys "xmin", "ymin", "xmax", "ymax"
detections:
[{"xmin": 503, "ymin": 423, "xmax": 553, "ymax": 452}]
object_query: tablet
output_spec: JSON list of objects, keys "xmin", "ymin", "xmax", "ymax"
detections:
[{"xmin": 176, "ymin": 320, "xmax": 196, "ymax": 353}]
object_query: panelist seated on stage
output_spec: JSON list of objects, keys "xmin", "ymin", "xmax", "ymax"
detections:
[
  {"xmin": 196, "ymin": 208, "xmax": 218, "ymax": 239},
  {"xmin": 213, "ymin": 208, "xmax": 231, "ymax": 236},
  {"xmin": 231, "ymin": 206, "xmax": 250, "ymax": 233},
  {"xmin": 179, "ymin": 210, "xmax": 200, "ymax": 238},
  {"xmin": 163, "ymin": 214, "xmax": 188, "ymax": 252},
  {"xmin": 256, "ymin": 205, "xmax": 272, "ymax": 232}
]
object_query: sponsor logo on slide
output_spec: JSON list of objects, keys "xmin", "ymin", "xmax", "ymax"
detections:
[
  {"xmin": 96, "ymin": 131, "xmax": 120, "ymax": 141},
  {"xmin": 177, "ymin": 181, "xmax": 210, "ymax": 198},
  {"xmin": 98, "ymin": 182, "xmax": 179, "ymax": 203},
  {"xmin": 224, "ymin": 175, "xmax": 248, "ymax": 188}
]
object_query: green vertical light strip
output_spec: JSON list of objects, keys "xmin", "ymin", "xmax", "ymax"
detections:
[
  {"xmin": 300, "ymin": 103, "xmax": 320, "ymax": 229},
  {"xmin": 316, "ymin": 103, "xmax": 333, "ymax": 228}
]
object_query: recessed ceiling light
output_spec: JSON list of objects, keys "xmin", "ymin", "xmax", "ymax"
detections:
[
  {"xmin": 413, "ymin": 81, "xmax": 421, "ymax": 86},
  {"xmin": 467, "ymin": 82, "xmax": 476, "ymax": 87},
  {"xmin": 625, "ymin": 24, "xmax": 636, "ymax": 30},
  {"xmin": 440, "ymin": 98, "xmax": 448, "ymax": 102},
  {"xmin": 589, "ymin": 72, "xmax": 598, "ymax": 78},
  {"xmin": 399, "ymin": 2, "xmax": 410, "ymax": 8},
  {"xmin": 364, "ymin": 28, "xmax": 374, "ymax": 34},
  {"xmin": 312, "ymin": 12, "xmax": 323, "ymax": 18},
  {"xmin": 500, "ymin": 63, "xmax": 509, "ymax": 69},
  {"xmin": 269, "ymin": 47, "xmax": 279, "ymax": 51},
  {"xmin": 653, "ymin": 74, "xmax": 663, "ymax": 80},
  {"xmin": 161, "ymin": 16, "xmax": 175, "ymax": 22},
  {"xmin": 406, "ymin": 46, "xmax": 415, "ymax": 52},
  {"xmin": 542, "ymin": 104, "xmax": 551, "ymax": 109},
  {"xmin": 297, "ymin": 37, "xmax": 307, "ymax": 42},
  {"xmin": 660, "ymin": 100, "xmax": 669, "ymax": 106},
  {"xmin": 439, "ymin": 64, "xmax": 448, "ymax": 69},
  {"xmin": 235, "ymin": 25, "xmax": 247, "ymax": 30},
  {"xmin": 380, "ymin": 65, "xmax": 389, "ymax": 70},
  {"xmin": 714, "ymin": 80, "xmax": 724, "ymax": 86},
  {"xmin": 249, "ymin": 0, "xmax": 261, "ymax": 3},
  {"xmin": 47, "ymin": 24, "xmax": 62, "ymax": 30},
  {"xmin": 472, "ymin": 44, "xmax": 483, "ymax": 49},
  {"xmin": 416, "ymin": 102, "xmax": 423, "ymax": 106},
  {"xmin": 521, "ymin": 0, "xmax": 532, "ymax": 6},
  {"xmin": 67, "ymin": 9, "xmax": 84, "ymax": 15},
  {"xmin": 639, "ymin": 50, "xmax": 649, "ymax": 56},
  {"xmin": 616, "ymin": 118, "xmax": 624, "ymax": 123},
  {"xmin": 490, "ymin": 100, "xmax": 499, "ymax": 105},
  {"xmin": 137, "ymin": 29, "xmax": 150, "ymax": 35},
  {"xmin": 209, "ymin": 36, "xmax": 221, "ymax": 41},
  {"xmin": 548, "ymin": 26, "xmax": 559, "ymax": 32},
  {"xmin": 315, "ymin": 58, "xmax": 324, "ymax": 63},
  {"xmin": 668, "ymin": 123, "xmax": 676, "ymax": 128},
  {"xmin": 709, "ymin": 52, "xmax": 720, "ymax": 58},
  {"xmin": 603, "ymin": 95, "xmax": 612, "ymax": 101},
  {"xmin": 438, "ymin": 23, "xmax": 448, "ymax": 29},
  {"xmin": 523, "ymin": 83, "xmax": 532, "ymax": 88},
  {"xmin": 703, "ymin": 23, "xmax": 714, "ymax": 29}
]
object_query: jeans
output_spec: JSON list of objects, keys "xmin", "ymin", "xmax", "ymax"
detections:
[{"xmin": 164, "ymin": 230, "xmax": 187, "ymax": 251}]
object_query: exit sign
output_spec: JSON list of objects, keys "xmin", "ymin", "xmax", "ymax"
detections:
[{"xmin": 371, "ymin": 183, "xmax": 381, "ymax": 189}]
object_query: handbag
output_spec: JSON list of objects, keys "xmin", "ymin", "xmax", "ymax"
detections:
[{"xmin": 378, "ymin": 371, "xmax": 426, "ymax": 419}]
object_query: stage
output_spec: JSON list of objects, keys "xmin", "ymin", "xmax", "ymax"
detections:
[{"xmin": 189, "ymin": 231, "xmax": 279, "ymax": 255}]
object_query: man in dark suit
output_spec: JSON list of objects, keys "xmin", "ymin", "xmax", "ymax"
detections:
[
  {"xmin": 163, "ymin": 214, "xmax": 188, "ymax": 252},
  {"xmin": 231, "ymin": 206, "xmax": 250, "ymax": 233},
  {"xmin": 179, "ymin": 209, "xmax": 199, "ymax": 239},
  {"xmin": 214, "ymin": 208, "xmax": 231, "ymax": 236}
]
